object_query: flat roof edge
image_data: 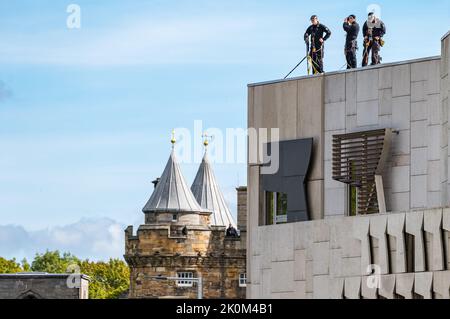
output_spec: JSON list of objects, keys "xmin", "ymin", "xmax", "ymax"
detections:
[
  {"xmin": 0, "ymin": 273, "xmax": 91, "ymax": 280},
  {"xmin": 248, "ymin": 56, "xmax": 441, "ymax": 88}
]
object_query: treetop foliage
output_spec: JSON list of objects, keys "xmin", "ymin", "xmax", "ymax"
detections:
[{"xmin": 0, "ymin": 251, "xmax": 129, "ymax": 299}]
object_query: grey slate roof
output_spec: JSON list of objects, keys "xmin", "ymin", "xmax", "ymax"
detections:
[
  {"xmin": 191, "ymin": 152, "xmax": 236, "ymax": 228},
  {"xmin": 143, "ymin": 150, "xmax": 203, "ymax": 213}
]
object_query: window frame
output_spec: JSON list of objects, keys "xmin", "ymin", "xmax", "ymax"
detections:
[
  {"xmin": 239, "ymin": 273, "xmax": 247, "ymax": 288},
  {"xmin": 176, "ymin": 272, "xmax": 194, "ymax": 287},
  {"xmin": 265, "ymin": 192, "xmax": 288, "ymax": 225}
]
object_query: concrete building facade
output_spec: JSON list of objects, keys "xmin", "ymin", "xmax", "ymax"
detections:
[{"xmin": 247, "ymin": 31, "xmax": 450, "ymax": 299}]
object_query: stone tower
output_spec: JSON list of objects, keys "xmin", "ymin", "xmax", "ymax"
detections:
[{"xmin": 124, "ymin": 134, "xmax": 246, "ymax": 299}]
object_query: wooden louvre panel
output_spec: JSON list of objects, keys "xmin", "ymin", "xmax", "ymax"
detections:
[{"xmin": 332, "ymin": 129, "xmax": 392, "ymax": 215}]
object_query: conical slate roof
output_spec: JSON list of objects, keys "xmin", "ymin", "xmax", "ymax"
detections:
[
  {"xmin": 143, "ymin": 150, "xmax": 203, "ymax": 213},
  {"xmin": 191, "ymin": 152, "xmax": 236, "ymax": 228}
]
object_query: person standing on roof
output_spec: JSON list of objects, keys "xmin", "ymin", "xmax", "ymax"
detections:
[
  {"xmin": 304, "ymin": 15, "xmax": 332, "ymax": 74},
  {"xmin": 362, "ymin": 12, "xmax": 386, "ymax": 67},
  {"xmin": 343, "ymin": 14, "xmax": 360, "ymax": 69}
]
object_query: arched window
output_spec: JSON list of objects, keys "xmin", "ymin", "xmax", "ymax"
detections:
[{"xmin": 17, "ymin": 290, "xmax": 42, "ymax": 299}]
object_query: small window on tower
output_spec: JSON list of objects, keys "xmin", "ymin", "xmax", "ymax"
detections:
[
  {"xmin": 239, "ymin": 273, "xmax": 247, "ymax": 287},
  {"xmin": 172, "ymin": 214, "xmax": 178, "ymax": 222},
  {"xmin": 177, "ymin": 272, "xmax": 194, "ymax": 287}
]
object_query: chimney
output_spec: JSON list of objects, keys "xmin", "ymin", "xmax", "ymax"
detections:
[
  {"xmin": 236, "ymin": 186, "xmax": 247, "ymax": 232},
  {"xmin": 152, "ymin": 178, "xmax": 161, "ymax": 189}
]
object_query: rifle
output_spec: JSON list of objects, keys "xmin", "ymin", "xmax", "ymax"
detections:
[
  {"xmin": 306, "ymin": 42, "xmax": 311, "ymax": 75},
  {"xmin": 362, "ymin": 37, "xmax": 371, "ymax": 66}
]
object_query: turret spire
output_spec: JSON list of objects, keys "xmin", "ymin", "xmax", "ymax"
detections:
[{"xmin": 191, "ymin": 137, "xmax": 237, "ymax": 228}]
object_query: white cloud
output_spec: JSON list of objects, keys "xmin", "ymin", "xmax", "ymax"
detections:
[
  {"xmin": 92, "ymin": 224, "xmax": 123, "ymax": 256},
  {"xmin": 0, "ymin": 218, "xmax": 126, "ymax": 262}
]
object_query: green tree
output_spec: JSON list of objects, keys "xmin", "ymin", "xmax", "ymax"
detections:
[
  {"xmin": 21, "ymin": 258, "xmax": 31, "ymax": 272},
  {"xmin": 80, "ymin": 259, "xmax": 130, "ymax": 299},
  {"xmin": 0, "ymin": 257, "xmax": 22, "ymax": 273},
  {"xmin": 31, "ymin": 250, "xmax": 80, "ymax": 273},
  {"xmin": 2, "ymin": 251, "xmax": 130, "ymax": 299},
  {"xmin": 29, "ymin": 250, "xmax": 129, "ymax": 299}
]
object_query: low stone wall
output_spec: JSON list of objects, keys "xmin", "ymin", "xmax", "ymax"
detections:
[
  {"xmin": 0, "ymin": 274, "xmax": 89, "ymax": 299},
  {"xmin": 248, "ymin": 208, "xmax": 450, "ymax": 299}
]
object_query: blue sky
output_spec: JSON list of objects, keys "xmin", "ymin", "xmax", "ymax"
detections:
[{"xmin": 0, "ymin": 0, "xmax": 449, "ymax": 261}]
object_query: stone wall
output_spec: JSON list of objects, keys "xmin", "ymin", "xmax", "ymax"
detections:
[
  {"xmin": 237, "ymin": 186, "xmax": 248, "ymax": 247},
  {"xmin": 237, "ymin": 187, "xmax": 248, "ymax": 232},
  {"xmin": 125, "ymin": 225, "xmax": 246, "ymax": 299},
  {"xmin": 0, "ymin": 274, "xmax": 89, "ymax": 299},
  {"xmin": 248, "ymin": 208, "xmax": 450, "ymax": 299}
]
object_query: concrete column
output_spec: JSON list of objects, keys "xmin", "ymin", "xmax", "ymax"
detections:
[
  {"xmin": 370, "ymin": 215, "xmax": 389, "ymax": 275},
  {"xmin": 361, "ymin": 276, "xmax": 378, "ymax": 299},
  {"xmin": 405, "ymin": 211, "xmax": 426, "ymax": 272},
  {"xmin": 246, "ymin": 166, "xmax": 260, "ymax": 298},
  {"xmin": 396, "ymin": 273, "xmax": 415, "ymax": 299},
  {"xmin": 414, "ymin": 272, "xmax": 434, "ymax": 299},
  {"xmin": 353, "ymin": 217, "xmax": 371, "ymax": 276},
  {"xmin": 387, "ymin": 213, "xmax": 407, "ymax": 273},
  {"xmin": 379, "ymin": 275, "xmax": 396, "ymax": 299},
  {"xmin": 433, "ymin": 271, "xmax": 450, "ymax": 298},
  {"xmin": 423, "ymin": 209, "xmax": 445, "ymax": 271},
  {"xmin": 329, "ymin": 278, "xmax": 345, "ymax": 299},
  {"xmin": 441, "ymin": 32, "xmax": 450, "ymax": 205},
  {"xmin": 344, "ymin": 277, "xmax": 361, "ymax": 299}
]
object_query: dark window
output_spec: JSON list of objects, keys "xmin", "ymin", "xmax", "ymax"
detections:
[
  {"xmin": 405, "ymin": 233, "xmax": 415, "ymax": 273},
  {"xmin": 265, "ymin": 192, "xmax": 288, "ymax": 225}
]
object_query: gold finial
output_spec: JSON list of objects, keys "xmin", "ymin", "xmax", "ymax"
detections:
[
  {"xmin": 171, "ymin": 129, "xmax": 176, "ymax": 148},
  {"xmin": 202, "ymin": 132, "xmax": 212, "ymax": 151}
]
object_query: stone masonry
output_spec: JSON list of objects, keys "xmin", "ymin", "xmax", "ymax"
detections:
[
  {"xmin": 125, "ymin": 160, "xmax": 247, "ymax": 299},
  {"xmin": 0, "ymin": 274, "xmax": 89, "ymax": 299},
  {"xmin": 125, "ymin": 224, "xmax": 246, "ymax": 299}
]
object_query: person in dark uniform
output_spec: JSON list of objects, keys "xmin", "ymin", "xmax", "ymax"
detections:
[
  {"xmin": 362, "ymin": 12, "xmax": 386, "ymax": 66},
  {"xmin": 343, "ymin": 15, "xmax": 360, "ymax": 69},
  {"xmin": 226, "ymin": 224, "xmax": 239, "ymax": 238},
  {"xmin": 304, "ymin": 15, "xmax": 331, "ymax": 74}
]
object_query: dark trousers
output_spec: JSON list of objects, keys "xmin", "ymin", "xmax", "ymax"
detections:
[
  {"xmin": 309, "ymin": 47, "xmax": 323, "ymax": 74},
  {"xmin": 362, "ymin": 39, "xmax": 381, "ymax": 66},
  {"xmin": 345, "ymin": 45, "xmax": 357, "ymax": 69}
]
